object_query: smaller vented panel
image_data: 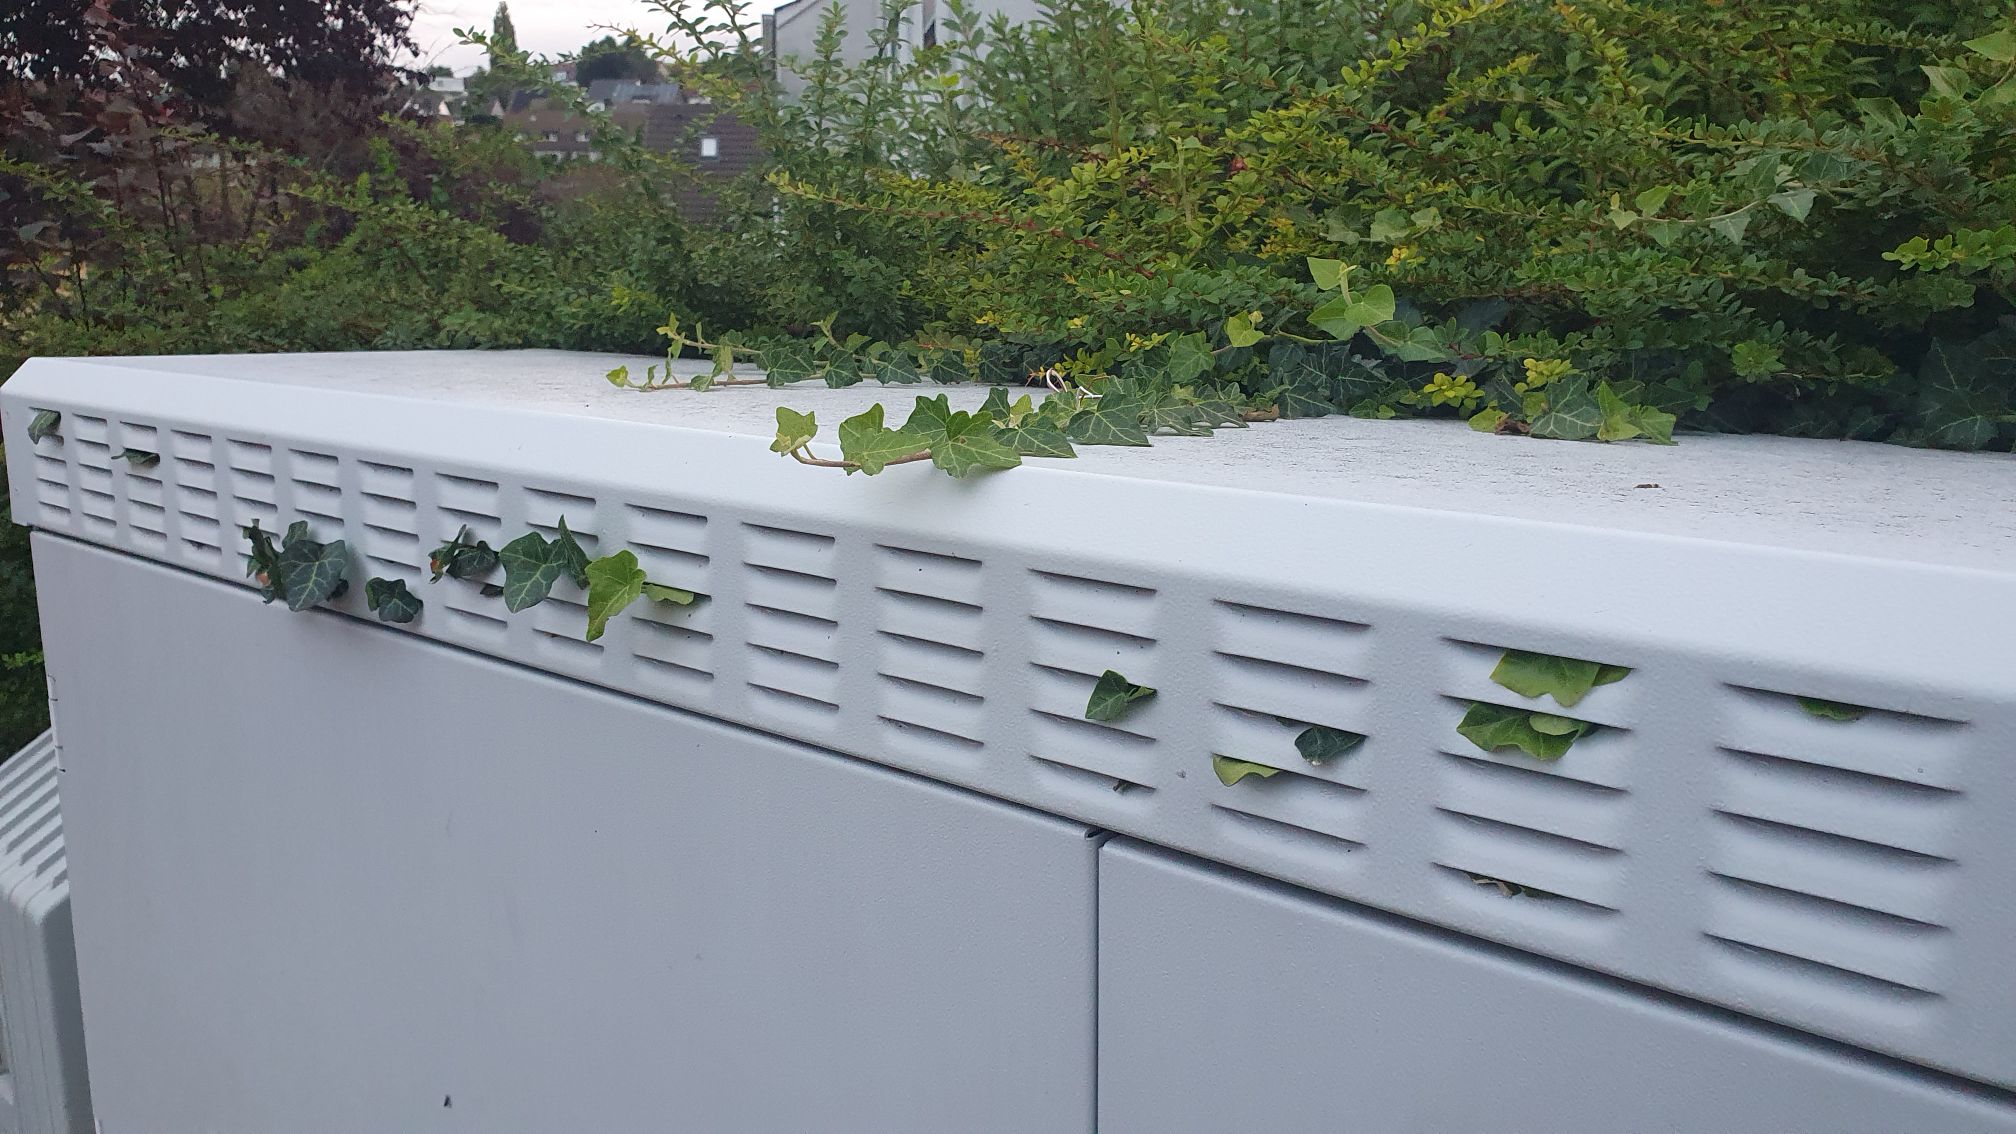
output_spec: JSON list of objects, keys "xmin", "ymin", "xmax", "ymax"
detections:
[
  {"xmin": 872, "ymin": 545, "xmax": 988, "ymax": 769},
  {"xmin": 1706, "ymin": 686, "xmax": 1966, "ymax": 1011},
  {"xmin": 1200, "ymin": 599, "xmax": 1376, "ymax": 879},
  {"xmin": 1024, "ymin": 570, "xmax": 1163, "ymax": 798},
  {"xmin": 738, "ymin": 523, "xmax": 841, "ymax": 726}
]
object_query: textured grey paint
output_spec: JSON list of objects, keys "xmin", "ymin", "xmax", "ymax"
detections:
[
  {"xmin": 38, "ymin": 537, "xmax": 1096, "ymax": 1134},
  {"xmin": 1097, "ymin": 840, "xmax": 2016, "ymax": 1134}
]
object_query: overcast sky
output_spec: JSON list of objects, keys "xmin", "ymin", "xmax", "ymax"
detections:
[{"xmin": 408, "ymin": 0, "xmax": 788, "ymax": 74}]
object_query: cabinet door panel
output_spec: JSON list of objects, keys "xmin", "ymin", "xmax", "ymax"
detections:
[
  {"xmin": 1098, "ymin": 839, "xmax": 2014, "ymax": 1134},
  {"xmin": 38, "ymin": 536, "xmax": 1096, "ymax": 1134}
]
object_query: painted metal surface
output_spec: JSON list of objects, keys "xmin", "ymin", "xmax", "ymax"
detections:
[{"xmin": 6, "ymin": 349, "xmax": 2014, "ymax": 1087}]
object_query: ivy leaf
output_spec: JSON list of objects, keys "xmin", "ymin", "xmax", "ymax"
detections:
[
  {"xmin": 1212, "ymin": 756, "xmax": 1281, "ymax": 786},
  {"xmin": 642, "ymin": 581, "xmax": 700, "ymax": 605},
  {"xmin": 553, "ymin": 517, "xmax": 591, "ymax": 588},
  {"xmin": 116, "ymin": 448, "xmax": 160, "ymax": 468},
  {"xmin": 1594, "ymin": 383, "xmax": 1643, "ymax": 442},
  {"xmin": 1085, "ymin": 669, "xmax": 1156, "ymax": 722},
  {"xmin": 1530, "ymin": 376, "xmax": 1602, "ymax": 440},
  {"xmin": 1144, "ymin": 403, "xmax": 1213, "ymax": 436},
  {"xmin": 605, "ymin": 365, "xmax": 632, "ymax": 388},
  {"xmin": 1490, "ymin": 649, "xmax": 1629, "ymax": 707},
  {"xmin": 1224, "ymin": 312, "xmax": 1265, "ymax": 348},
  {"xmin": 1067, "ymin": 395, "xmax": 1151, "ymax": 446},
  {"xmin": 1470, "ymin": 408, "xmax": 1507, "ymax": 432},
  {"xmin": 1295, "ymin": 725, "xmax": 1365, "ymax": 765},
  {"xmin": 584, "ymin": 550, "xmax": 647, "ymax": 641},
  {"xmin": 1797, "ymin": 696, "xmax": 1868, "ymax": 722},
  {"xmin": 1768, "ymin": 188, "xmax": 1816, "ymax": 222},
  {"xmin": 1306, "ymin": 257, "xmax": 1345, "ymax": 291},
  {"xmin": 1914, "ymin": 334, "xmax": 2014, "ymax": 450},
  {"xmin": 837, "ymin": 404, "xmax": 930, "ymax": 475},
  {"xmin": 1628, "ymin": 404, "xmax": 1677, "ymax": 444},
  {"xmin": 365, "ymin": 577, "xmax": 422, "ymax": 624},
  {"xmin": 977, "ymin": 342, "xmax": 1028, "ymax": 385},
  {"xmin": 276, "ymin": 535, "xmax": 350, "ymax": 612},
  {"xmin": 26, "ymin": 410, "xmax": 60, "ymax": 443},
  {"xmin": 761, "ymin": 339, "xmax": 820, "ymax": 385},
  {"xmin": 1309, "ymin": 284, "xmax": 1396, "ymax": 340},
  {"xmin": 902, "ymin": 394, "xmax": 960, "ymax": 444},
  {"xmin": 1965, "ymin": 27, "xmax": 2016, "ymax": 62},
  {"xmin": 1273, "ymin": 385, "xmax": 1337, "ymax": 419},
  {"xmin": 1456, "ymin": 702, "xmax": 1592, "ymax": 761},
  {"xmin": 772, "ymin": 406, "xmax": 819, "ymax": 454},
  {"xmin": 994, "ymin": 422, "xmax": 1077, "ymax": 457},
  {"xmin": 1165, "ymin": 332, "xmax": 1214, "ymax": 383},
  {"xmin": 499, "ymin": 531, "xmax": 566, "ymax": 612},
  {"xmin": 1708, "ymin": 210, "xmax": 1751, "ymax": 246},
  {"xmin": 1527, "ymin": 713, "xmax": 1585, "ymax": 736},
  {"xmin": 931, "ymin": 428, "xmax": 1021, "ymax": 477},
  {"xmin": 429, "ymin": 526, "xmax": 497, "ymax": 582},
  {"xmin": 243, "ymin": 520, "xmax": 284, "ymax": 602}
]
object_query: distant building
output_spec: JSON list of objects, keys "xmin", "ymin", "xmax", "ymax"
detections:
[
  {"xmin": 409, "ymin": 74, "xmax": 469, "ymax": 119},
  {"xmin": 497, "ymin": 85, "xmax": 760, "ymax": 220},
  {"xmin": 764, "ymin": 0, "xmax": 1046, "ymax": 94}
]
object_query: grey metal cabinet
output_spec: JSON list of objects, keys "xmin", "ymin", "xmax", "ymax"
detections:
[
  {"xmin": 1096, "ymin": 839, "xmax": 2016, "ymax": 1134},
  {"xmin": 37, "ymin": 536, "xmax": 1097, "ymax": 1134}
]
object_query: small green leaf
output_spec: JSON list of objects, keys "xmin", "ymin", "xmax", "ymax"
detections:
[
  {"xmin": 641, "ymin": 581, "xmax": 700, "ymax": 605},
  {"xmin": 1469, "ymin": 408, "xmax": 1507, "ymax": 432},
  {"xmin": 1594, "ymin": 383, "xmax": 1642, "ymax": 443},
  {"xmin": 772, "ymin": 407, "xmax": 818, "ymax": 454},
  {"xmin": 1527, "ymin": 713, "xmax": 1583, "ymax": 736},
  {"xmin": 1635, "ymin": 185, "xmax": 1673, "ymax": 214},
  {"xmin": 1768, "ymin": 188, "xmax": 1815, "ymax": 222},
  {"xmin": 275, "ymin": 534, "xmax": 350, "ymax": 612},
  {"xmin": 1797, "ymin": 696, "xmax": 1869, "ymax": 722},
  {"xmin": 837, "ymin": 404, "xmax": 930, "ymax": 475},
  {"xmin": 429, "ymin": 526, "xmax": 498, "ymax": 582},
  {"xmin": 1708, "ymin": 210, "xmax": 1751, "ymax": 246},
  {"xmin": 1067, "ymin": 395, "xmax": 1151, "ymax": 446},
  {"xmin": 365, "ymin": 577, "xmax": 422, "ymax": 624},
  {"xmin": 584, "ymin": 550, "xmax": 647, "ymax": 641},
  {"xmin": 1965, "ymin": 27, "xmax": 2016, "ymax": 62},
  {"xmin": 26, "ymin": 410, "xmax": 59, "ymax": 443},
  {"xmin": 901, "ymin": 394, "xmax": 960, "ymax": 444},
  {"xmin": 1085, "ymin": 669, "xmax": 1156, "ymax": 722},
  {"xmin": 1309, "ymin": 284, "xmax": 1396, "ymax": 340},
  {"xmin": 115, "ymin": 448, "xmax": 160, "ymax": 468},
  {"xmin": 994, "ymin": 422, "xmax": 1077, "ymax": 458},
  {"xmin": 499, "ymin": 531, "xmax": 565, "ymax": 612},
  {"xmin": 1456, "ymin": 702, "xmax": 1593, "ymax": 761},
  {"xmin": 1212, "ymin": 755, "xmax": 1282, "ymax": 786},
  {"xmin": 605, "ymin": 365, "xmax": 632, "ymax": 388},
  {"xmin": 931, "ymin": 430, "xmax": 1021, "ymax": 477},
  {"xmin": 1922, "ymin": 64, "xmax": 1971, "ymax": 99},
  {"xmin": 243, "ymin": 520, "xmax": 284, "ymax": 602},
  {"xmin": 1295, "ymin": 725, "xmax": 1366, "ymax": 765},
  {"xmin": 1490, "ymin": 649, "xmax": 1629, "ymax": 707},
  {"xmin": 1530, "ymin": 376, "xmax": 1602, "ymax": 440},
  {"xmin": 552, "ymin": 517, "xmax": 591, "ymax": 588},
  {"xmin": 1224, "ymin": 311, "xmax": 1265, "ymax": 348},
  {"xmin": 1165, "ymin": 333, "xmax": 1214, "ymax": 383},
  {"xmin": 1306, "ymin": 257, "xmax": 1346, "ymax": 291}
]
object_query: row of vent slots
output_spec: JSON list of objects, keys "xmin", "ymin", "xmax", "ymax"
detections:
[{"xmin": 45, "ymin": 434, "xmax": 1978, "ymax": 1004}]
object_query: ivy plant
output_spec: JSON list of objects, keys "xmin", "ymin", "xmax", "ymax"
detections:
[
  {"xmin": 583, "ymin": 550, "xmax": 700, "ymax": 642},
  {"xmin": 1280, "ymin": 720, "xmax": 1365, "ymax": 765},
  {"xmin": 1489, "ymin": 650, "xmax": 1630, "ymax": 708},
  {"xmin": 1797, "ymin": 696, "xmax": 1869, "ymax": 722},
  {"xmin": 364, "ymin": 577, "xmax": 422, "ymax": 624},
  {"xmin": 25, "ymin": 411, "xmax": 59, "ymax": 444},
  {"xmin": 114, "ymin": 448, "xmax": 159, "ymax": 469},
  {"xmin": 1456, "ymin": 703, "xmax": 1597, "ymax": 762},
  {"xmin": 242, "ymin": 520, "xmax": 350, "ymax": 612},
  {"xmin": 428, "ymin": 525, "xmax": 498, "ymax": 582},
  {"xmin": 1212, "ymin": 755, "xmax": 1282, "ymax": 786},
  {"xmin": 1085, "ymin": 669, "xmax": 1156, "ymax": 722},
  {"xmin": 497, "ymin": 518, "xmax": 591, "ymax": 613}
]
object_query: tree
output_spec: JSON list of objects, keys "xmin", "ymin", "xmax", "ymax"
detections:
[
  {"xmin": 489, "ymin": 2, "xmax": 518, "ymax": 65},
  {"xmin": 575, "ymin": 35, "xmax": 661, "ymax": 85},
  {"xmin": 0, "ymin": 0, "xmax": 418, "ymax": 111}
]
